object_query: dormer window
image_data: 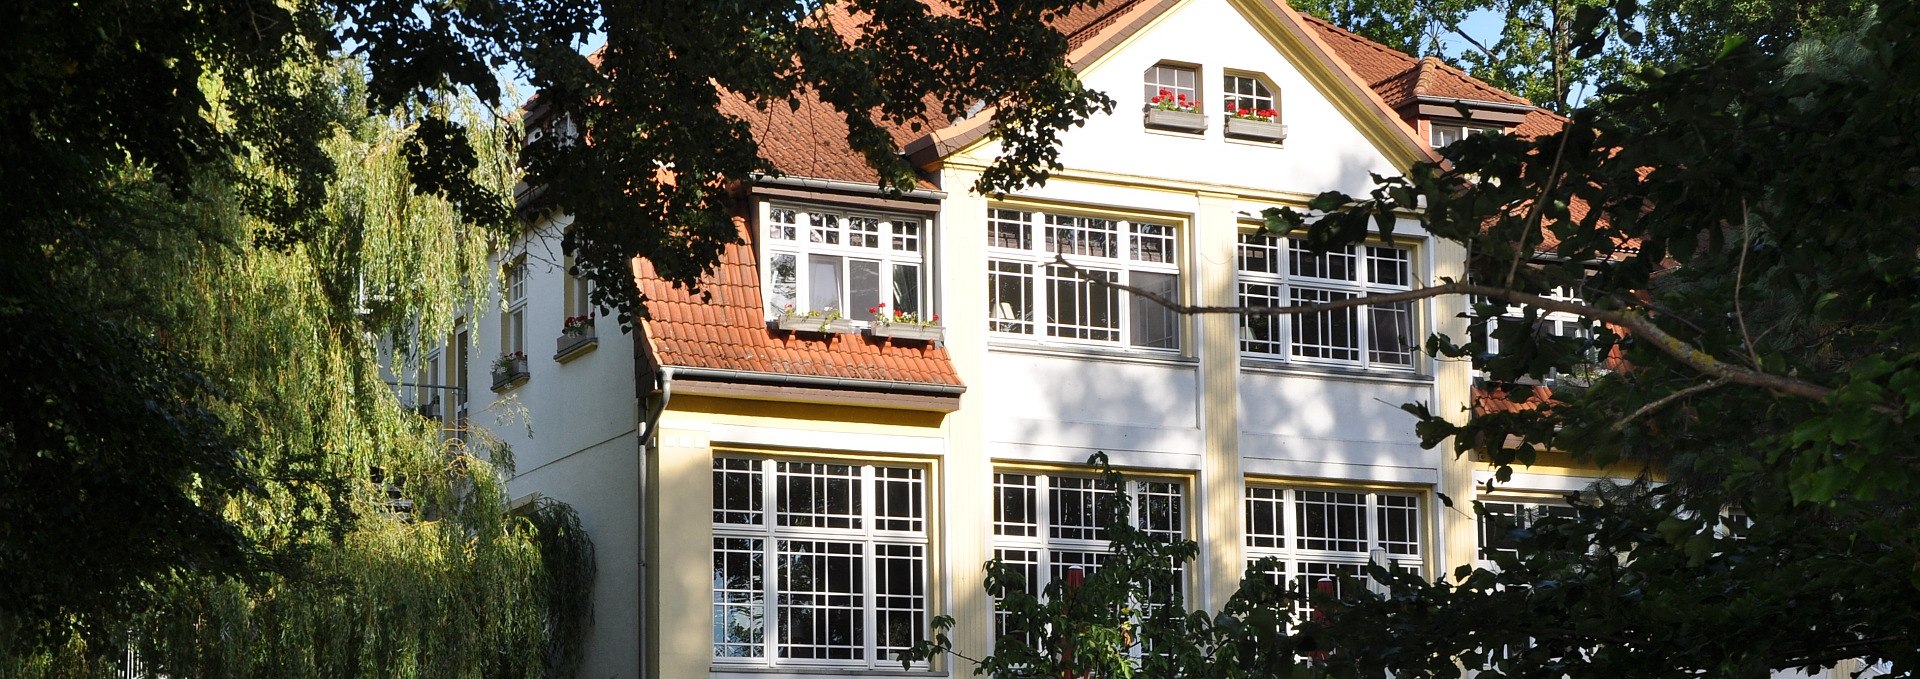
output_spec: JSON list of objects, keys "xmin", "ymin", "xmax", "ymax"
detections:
[
  {"xmin": 760, "ymin": 203, "xmax": 928, "ymax": 322},
  {"xmin": 1430, "ymin": 123, "xmax": 1495, "ymax": 149}
]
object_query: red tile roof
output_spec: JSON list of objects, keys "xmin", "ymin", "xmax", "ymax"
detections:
[{"xmin": 635, "ymin": 219, "xmax": 963, "ymax": 388}]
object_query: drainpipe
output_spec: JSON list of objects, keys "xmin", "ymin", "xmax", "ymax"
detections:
[{"xmin": 637, "ymin": 365, "xmax": 672, "ymax": 679}]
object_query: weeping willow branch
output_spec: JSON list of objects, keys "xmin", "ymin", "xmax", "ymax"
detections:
[{"xmin": 1050, "ymin": 255, "xmax": 1854, "ymax": 408}]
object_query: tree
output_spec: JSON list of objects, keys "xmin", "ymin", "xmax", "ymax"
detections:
[
  {"xmin": 912, "ymin": 3, "xmax": 1920, "ymax": 677},
  {"xmin": 1, "ymin": 0, "xmax": 1109, "ymax": 645},
  {"xmin": 1291, "ymin": 0, "xmax": 1868, "ymax": 111}
]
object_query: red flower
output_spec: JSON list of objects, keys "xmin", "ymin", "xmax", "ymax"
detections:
[
  {"xmin": 1225, "ymin": 102, "xmax": 1237, "ymax": 112},
  {"xmin": 1158, "ymin": 88, "xmax": 1172, "ymax": 97},
  {"xmin": 1151, "ymin": 95, "xmax": 1163, "ymax": 104}
]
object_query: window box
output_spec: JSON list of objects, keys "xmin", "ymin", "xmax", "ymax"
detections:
[
  {"xmin": 1144, "ymin": 108, "xmax": 1206, "ymax": 132},
  {"xmin": 871, "ymin": 323, "xmax": 945, "ymax": 343},
  {"xmin": 490, "ymin": 355, "xmax": 529, "ymax": 392},
  {"xmin": 775, "ymin": 315, "xmax": 856, "ymax": 335},
  {"xmin": 554, "ymin": 331, "xmax": 597, "ymax": 362},
  {"xmin": 1226, "ymin": 117, "xmax": 1288, "ymax": 143}
]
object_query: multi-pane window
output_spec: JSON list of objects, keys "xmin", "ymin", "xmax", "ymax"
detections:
[
  {"xmin": 1430, "ymin": 123, "xmax": 1496, "ymax": 148},
  {"xmin": 761, "ymin": 203, "xmax": 927, "ymax": 322},
  {"xmin": 1244, "ymin": 486, "xmax": 1423, "ymax": 618},
  {"xmin": 1238, "ymin": 234, "xmax": 1417, "ymax": 370},
  {"xmin": 988, "ymin": 208, "xmax": 1182, "ymax": 350},
  {"xmin": 712, "ymin": 457, "xmax": 929, "ymax": 668},
  {"xmin": 1223, "ymin": 74, "xmax": 1276, "ymax": 118},
  {"xmin": 502, "ymin": 257, "xmax": 527, "ymax": 356},
  {"xmin": 1143, "ymin": 64, "xmax": 1198, "ymax": 109},
  {"xmin": 562, "ymin": 253, "xmax": 593, "ymax": 324},
  {"xmin": 1473, "ymin": 285, "xmax": 1602, "ymax": 385},
  {"xmin": 992, "ymin": 472, "xmax": 1186, "ymax": 638},
  {"xmin": 1476, "ymin": 498, "xmax": 1579, "ymax": 565}
]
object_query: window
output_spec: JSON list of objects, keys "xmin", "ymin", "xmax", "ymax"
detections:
[
  {"xmin": 1238, "ymin": 234, "xmax": 1417, "ymax": 370},
  {"xmin": 712, "ymin": 457, "xmax": 929, "ymax": 668},
  {"xmin": 1473, "ymin": 285, "xmax": 1603, "ymax": 385},
  {"xmin": 1222, "ymin": 73, "xmax": 1276, "ymax": 119},
  {"xmin": 1143, "ymin": 64, "xmax": 1198, "ymax": 110},
  {"xmin": 761, "ymin": 204, "xmax": 926, "ymax": 322},
  {"xmin": 449, "ymin": 324, "xmax": 469, "ymax": 425},
  {"xmin": 562, "ymin": 254, "xmax": 593, "ymax": 322},
  {"xmin": 502, "ymin": 257, "xmax": 527, "ymax": 357},
  {"xmin": 1430, "ymin": 123, "xmax": 1496, "ymax": 148},
  {"xmin": 1244, "ymin": 486, "xmax": 1423, "ymax": 619},
  {"xmin": 992, "ymin": 472, "xmax": 1187, "ymax": 638},
  {"xmin": 1477, "ymin": 498, "xmax": 1579, "ymax": 565},
  {"xmin": 988, "ymin": 208, "xmax": 1182, "ymax": 350}
]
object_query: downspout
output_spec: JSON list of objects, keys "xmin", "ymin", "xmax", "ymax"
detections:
[{"xmin": 638, "ymin": 365, "xmax": 671, "ymax": 679}]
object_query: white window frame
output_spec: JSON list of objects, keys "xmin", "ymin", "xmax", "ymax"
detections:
[
  {"xmin": 1475, "ymin": 495, "xmax": 1581, "ymax": 568},
  {"xmin": 1143, "ymin": 63, "xmax": 1200, "ymax": 110},
  {"xmin": 990, "ymin": 471, "xmax": 1188, "ymax": 643},
  {"xmin": 759, "ymin": 202, "xmax": 929, "ymax": 323},
  {"xmin": 1474, "ymin": 284, "xmax": 1604, "ymax": 386},
  {"xmin": 1237, "ymin": 233, "xmax": 1419, "ymax": 371},
  {"xmin": 1222, "ymin": 72, "xmax": 1277, "ymax": 119},
  {"xmin": 502, "ymin": 256, "xmax": 527, "ymax": 357},
  {"xmin": 562, "ymin": 253, "xmax": 594, "ymax": 322},
  {"xmin": 987, "ymin": 207, "xmax": 1183, "ymax": 351},
  {"xmin": 1430, "ymin": 122, "xmax": 1498, "ymax": 149},
  {"xmin": 711, "ymin": 456, "xmax": 931, "ymax": 670},
  {"xmin": 1244, "ymin": 484, "xmax": 1425, "ymax": 620}
]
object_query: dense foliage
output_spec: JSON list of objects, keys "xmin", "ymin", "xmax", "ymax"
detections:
[{"xmin": 913, "ymin": 2, "xmax": 1920, "ymax": 678}]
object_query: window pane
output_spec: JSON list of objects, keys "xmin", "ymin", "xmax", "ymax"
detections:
[
  {"xmin": 808, "ymin": 212, "xmax": 839, "ymax": 244},
  {"xmin": 777, "ymin": 540, "xmax": 864, "ymax": 660},
  {"xmin": 1369, "ymin": 301, "xmax": 1415, "ymax": 366},
  {"xmin": 1129, "ymin": 271, "xmax": 1180, "ymax": 349},
  {"xmin": 1377, "ymin": 494, "xmax": 1421, "ymax": 556},
  {"xmin": 714, "ymin": 537, "xmax": 766, "ymax": 658},
  {"xmin": 769, "ymin": 253, "xmax": 797, "ymax": 315},
  {"xmin": 1046, "ymin": 215, "xmax": 1118, "ymax": 258},
  {"xmin": 891, "ymin": 220, "xmax": 920, "ymax": 252},
  {"xmin": 1049, "ymin": 476, "xmax": 1112, "ymax": 541},
  {"xmin": 988, "ymin": 260, "xmax": 1033, "ymax": 333},
  {"xmin": 1295, "ymin": 490, "xmax": 1368, "ymax": 553},
  {"xmin": 850, "ymin": 259, "xmax": 882, "ymax": 321},
  {"xmin": 989, "ymin": 209, "xmax": 1031, "ymax": 249},
  {"xmin": 874, "ymin": 466, "xmax": 924, "ymax": 533},
  {"xmin": 847, "ymin": 217, "xmax": 881, "ymax": 248},
  {"xmin": 874, "ymin": 544, "xmax": 926, "ymax": 661},
  {"xmin": 1291, "ymin": 287, "xmax": 1359, "ymax": 361},
  {"xmin": 777, "ymin": 462, "xmax": 861, "ymax": 530},
  {"xmin": 1047, "ymin": 266, "xmax": 1119, "ymax": 341},
  {"xmin": 713, "ymin": 458, "xmax": 763, "ymax": 525},
  {"xmin": 1238, "ymin": 234, "xmax": 1281, "ymax": 274},
  {"xmin": 1366, "ymin": 246, "xmax": 1410, "ymax": 287},
  {"xmin": 1136, "ymin": 481, "xmax": 1184, "ymax": 542},
  {"xmin": 1239, "ymin": 282, "xmax": 1283, "ymax": 355},
  {"xmin": 1131, "ymin": 223, "xmax": 1175, "ymax": 263},
  {"xmin": 891, "ymin": 263, "xmax": 921, "ymax": 318},
  {"xmin": 1246, "ymin": 487, "xmax": 1286, "ymax": 548},
  {"xmin": 807, "ymin": 254, "xmax": 843, "ymax": 313},
  {"xmin": 994, "ymin": 473, "xmax": 1038, "ymax": 537},
  {"xmin": 768, "ymin": 208, "xmax": 798, "ymax": 240},
  {"xmin": 1289, "ymin": 239, "xmax": 1356, "ymax": 281}
]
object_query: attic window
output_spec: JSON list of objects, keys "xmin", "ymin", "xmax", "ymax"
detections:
[
  {"xmin": 1430, "ymin": 123, "xmax": 1495, "ymax": 149},
  {"xmin": 1143, "ymin": 64, "xmax": 1204, "ymax": 133},
  {"xmin": 1222, "ymin": 74, "xmax": 1276, "ymax": 120}
]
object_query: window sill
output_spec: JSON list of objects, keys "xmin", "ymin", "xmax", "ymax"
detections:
[
  {"xmin": 490, "ymin": 370, "xmax": 529, "ymax": 392},
  {"xmin": 988, "ymin": 338, "xmax": 1196, "ymax": 368},
  {"xmin": 1238, "ymin": 358, "xmax": 1430, "ymax": 385},
  {"xmin": 712, "ymin": 666, "xmax": 941, "ymax": 677},
  {"xmin": 554, "ymin": 333, "xmax": 597, "ymax": 363}
]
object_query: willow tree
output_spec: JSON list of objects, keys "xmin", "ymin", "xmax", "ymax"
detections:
[{"xmin": 0, "ymin": 59, "xmax": 593, "ymax": 678}]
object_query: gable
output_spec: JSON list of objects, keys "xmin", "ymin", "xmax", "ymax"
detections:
[{"xmin": 945, "ymin": 0, "xmax": 1433, "ymax": 198}]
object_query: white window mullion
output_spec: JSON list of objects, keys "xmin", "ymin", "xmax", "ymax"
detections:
[
  {"xmin": 860, "ymin": 465, "xmax": 877, "ymax": 667},
  {"xmin": 759, "ymin": 462, "xmax": 778, "ymax": 665}
]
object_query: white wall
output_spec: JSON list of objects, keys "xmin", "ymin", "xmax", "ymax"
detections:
[{"xmin": 983, "ymin": 350, "xmax": 1204, "ymax": 469}]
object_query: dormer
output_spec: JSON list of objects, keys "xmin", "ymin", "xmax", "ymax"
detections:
[{"xmin": 1390, "ymin": 57, "xmax": 1536, "ymax": 149}]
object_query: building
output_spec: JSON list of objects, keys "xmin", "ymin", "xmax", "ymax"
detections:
[{"xmin": 401, "ymin": 1, "xmax": 1642, "ymax": 677}]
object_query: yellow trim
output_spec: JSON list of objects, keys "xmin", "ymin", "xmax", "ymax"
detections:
[
  {"xmin": 992, "ymin": 460, "xmax": 1196, "ymax": 482},
  {"xmin": 711, "ymin": 446, "xmax": 938, "ymax": 467},
  {"xmin": 1245, "ymin": 474, "xmax": 1430, "ymax": 493},
  {"xmin": 990, "ymin": 195, "xmax": 1196, "ymax": 227},
  {"xmin": 666, "ymin": 394, "xmax": 949, "ymax": 430}
]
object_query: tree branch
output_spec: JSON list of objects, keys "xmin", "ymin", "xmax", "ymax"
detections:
[
  {"xmin": 1050, "ymin": 255, "xmax": 1847, "ymax": 406},
  {"xmin": 1612, "ymin": 378, "xmax": 1730, "ymax": 431},
  {"xmin": 1735, "ymin": 199, "xmax": 1761, "ymax": 368}
]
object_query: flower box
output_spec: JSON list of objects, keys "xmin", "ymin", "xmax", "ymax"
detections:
[
  {"xmin": 1225, "ymin": 117, "xmax": 1288, "ymax": 142},
  {"xmin": 1144, "ymin": 108, "xmax": 1206, "ymax": 132},
  {"xmin": 870, "ymin": 324, "xmax": 945, "ymax": 343},
  {"xmin": 554, "ymin": 332, "xmax": 598, "ymax": 362},
  {"xmin": 490, "ymin": 357, "xmax": 529, "ymax": 392},
  {"xmin": 776, "ymin": 316, "xmax": 857, "ymax": 335}
]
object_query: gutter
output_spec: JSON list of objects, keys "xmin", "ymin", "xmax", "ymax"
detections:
[
  {"xmin": 750, "ymin": 174, "xmax": 948, "ymax": 201},
  {"xmin": 642, "ymin": 367, "xmax": 675, "ymax": 450},
  {"xmin": 666, "ymin": 365, "xmax": 966, "ymax": 396},
  {"xmin": 1413, "ymin": 95, "xmax": 1538, "ymax": 113}
]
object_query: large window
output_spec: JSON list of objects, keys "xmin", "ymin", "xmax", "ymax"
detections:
[
  {"xmin": 992, "ymin": 472, "xmax": 1186, "ymax": 637},
  {"xmin": 712, "ymin": 457, "xmax": 929, "ymax": 668},
  {"xmin": 987, "ymin": 208, "xmax": 1182, "ymax": 350},
  {"xmin": 1238, "ymin": 234, "xmax": 1416, "ymax": 370},
  {"xmin": 1244, "ymin": 485, "xmax": 1423, "ymax": 618},
  {"xmin": 761, "ymin": 203, "xmax": 926, "ymax": 322}
]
